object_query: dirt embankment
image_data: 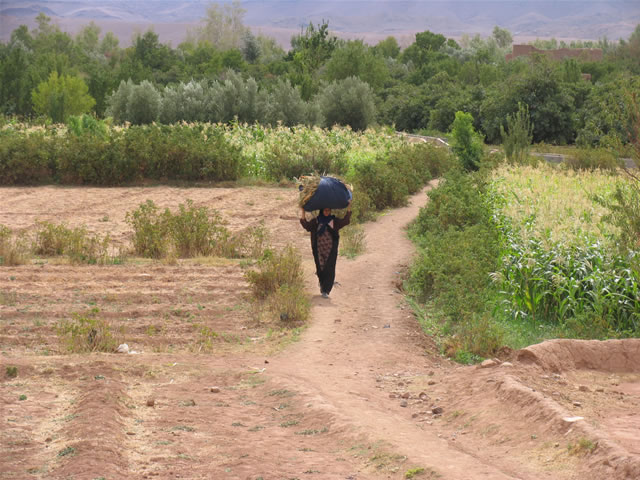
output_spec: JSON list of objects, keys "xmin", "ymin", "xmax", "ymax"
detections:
[{"xmin": 1, "ymin": 184, "xmax": 640, "ymax": 479}]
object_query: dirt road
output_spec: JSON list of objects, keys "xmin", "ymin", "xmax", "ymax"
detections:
[{"xmin": 2, "ymin": 184, "xmax": 640, "ymax": 479}]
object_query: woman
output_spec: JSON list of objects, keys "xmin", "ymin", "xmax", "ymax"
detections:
[{"xmin": 300, "ymin": 203, "xmax": 351, "ymax": 298}]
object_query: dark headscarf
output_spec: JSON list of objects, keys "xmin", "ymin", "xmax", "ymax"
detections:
[{"xmin": 317, "ymin": 209, "xmax": 336, "ymax": 235}]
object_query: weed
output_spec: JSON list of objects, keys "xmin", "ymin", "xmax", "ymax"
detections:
[
  {"xmin": 32, "ymin": 221, "xmax": 114, "ymax": 264},
  {"xmin": 295, "ymin": 427, "xmax": 328, "ymax": 435},
  {"xmin": 18, "ymin": 394, "xmax": 27, "ymax": 401},
  {"xmin": 279, "ymin": 420, "xmax": 299, "ymax": 428},
  {"xmin": 268, "ymin": 389, "xmax": 296, "ymax": 397},
  {"xmin": 0, "ymin": 225, "xmax": 29, "ymax": 266},
  {"xmin": 405, "ymin": 468, "xmax": 425, "ymax": 479},
  {"xmin": 57, "ymin": 446, "xmax": 75, "ymax": 457},
  {"xmin": 6, "ymin": 366, "xmax": 18, "ymax": 378},
  {"xmin": 340, "ymin": 224, "xmax": 366, "ymax": 258},
  {"xmin": 568, "ymin": 438, "xmax": 597, "ymax": 455},
  {"xmin": 170, "ymin": 425, "xmax": 195, "ymax": 432},
  {"xmin": 0, "ymin": 290, "xmax": 18, "ymax": 306},
  {"xmin": 56, "ymin": 309, "xmax": 123, "ymax": 353}
]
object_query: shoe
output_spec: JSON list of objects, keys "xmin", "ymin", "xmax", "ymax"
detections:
[{"xmin": 321, "ymin": 292, "xmax": 329, "ymax": 298}]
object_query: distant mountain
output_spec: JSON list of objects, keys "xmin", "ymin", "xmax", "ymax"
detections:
[{"xmin": 1, "ymin": 0, "xmax": 638, "ymax": 47}]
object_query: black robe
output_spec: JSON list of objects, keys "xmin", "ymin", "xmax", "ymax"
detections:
[{"xmin": 300, "ymin": 211, "xmax": 351, "ymax": 294}]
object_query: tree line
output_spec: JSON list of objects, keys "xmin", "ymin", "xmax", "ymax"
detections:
[{"xmin": 1, "ymin": 1, "xmax": 639, "ymax": 148}]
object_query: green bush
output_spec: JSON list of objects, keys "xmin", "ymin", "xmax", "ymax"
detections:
[
  {"xmin": 409, "ymin": 224, "xmax": 499, "ymax": 316},
  {"xmin": 246, "ymin": 245, "xmax": 309, "ymax": 324},
  {"xmin": 450, "ymin": 111, "xmax": 484, "ymax": 171},
  {"xmin": 32, "ymin": 221, "xmax": 114, "ymax": 264},
  {"xmin": 126, "ymin": 200, "xmax": 171, "ymax": 259},
  {"xmin": 597, "ymin": 182, "xmax": 640, "ymax": 253},
  {"xmin": 317, "ymin": 77, "xmax": 376, "ymax": 131},
  {"xmin": 168, "ymin": 200, "xmax": 228, "ymax": 257},
  {"xmin": 0, "ymin": 130, "xmax": 55, "ymax": 185},
  {"xmin": 0, "ymin": 225, "xmax": 29, "ymax": 266},
  {"xmin": 57, "ymin": 309, "xmax": 122, "ymax": 353},
  {"xmin": 245, "ymin": 245, "xmax": 305, "ymax": 300},
  {"xmin": 565, "ymin": 148, "xmax": 620, "ymax": 171},
  {"xmin": 500, "ymin": 102, "xmax": 533, "ymax": 164},
  {"xmin": 411, "ymin": 168, "xmax": 489, "ymax": 234}
]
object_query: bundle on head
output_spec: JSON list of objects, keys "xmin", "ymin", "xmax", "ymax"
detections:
[
  {"xmin": 298, "ymin": 175, "xmax": 353, "ymax": 212},
  {"xmin": 298, "ymin": 174, "xmax": 322, "ymax": 209}
]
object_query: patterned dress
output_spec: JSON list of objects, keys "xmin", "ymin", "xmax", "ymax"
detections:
[{"xmin": 300, "ymin": 211, "xmax": 351, "ymax": 295}]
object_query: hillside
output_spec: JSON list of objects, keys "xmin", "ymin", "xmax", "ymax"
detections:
[{"xmin": 1, "ymin": 0, "xmax": 638, "ymax": 47}]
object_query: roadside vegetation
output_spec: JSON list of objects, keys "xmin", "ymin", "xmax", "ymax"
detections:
[{"xmin": 407, "ymin": 104, "xmax": 640, "ymax": 363}]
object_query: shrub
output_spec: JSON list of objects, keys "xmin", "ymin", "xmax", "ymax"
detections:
[
  {"xmin": 565, "ymin": 148, "xmax": 620, "ymax": 171},
  {"xmin": 408, "ymin": 224, "xmax": 500, "ymax": 316},
  {"xmin": 267, "ymin": 284, "xmax": 310, "ymax": 324},
  {"xmin": 57, "ymin": 309, "xmax": 122, "ymax": 353},
  {"xmin": 450, "ymin": 111, "xmax": 484, "ymax": 171},
  {"xmin": 0, "ymin": 225, "xmax": 29, "ymax": 266},
  {"xmin": 264, "ymin": 79, "xmax": 308, "ymax": 127},
  {"xmin": 411, "ymin": 168, "xmax": 489, "ymax": 234},
  {"xmin": 245, "ymin": 245, "xmax": 305, "ymax": 300},
  {"xmin": 167, "ymin": 200, "xmax": 228, "ymax": 257},
  {"xmin": 125, "ymin": 200, "xmax": 171, "ymax": 259},
  {"xmin": 32, "ymin": 221, "xmax": 114, "ymax": 264},
  {"xmin": 340, "ymin": 225, "xmax": 366, "ymax": 258},
  {"xmin": 597, "ymin": 181, "xmax": 640, "ymax": 253},
  {"xmin": 317, "ymin": 77, "xmax": 376, "ymax": 131},
  {"xmin": 500, "ymin": 102, "xmax": 533, "ymax": 164},
  {"xmin": 0, "ymin": 130, "xmax": 55, "ymax": 185}
]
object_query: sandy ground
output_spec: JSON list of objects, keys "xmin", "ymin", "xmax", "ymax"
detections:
[{"xmin": 2, "ymin": 184, "xmax": 640, "ymax": 479}]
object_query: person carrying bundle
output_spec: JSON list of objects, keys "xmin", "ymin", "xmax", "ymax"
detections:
[
  {"xmin": 298, "ymin": 176, "xmax": 353, "ymax": 298},
  {"xmin": 299, "ymin": 204, "xmax": 351, "ymax": 298}
]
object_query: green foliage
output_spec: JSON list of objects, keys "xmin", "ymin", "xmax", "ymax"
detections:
[
  {"xmin": 6, "ymin": 366, "xmax": 18, "ymax": 378},
  {"xmin": 166, "ymin": 200, "xmax": 229, "ymax": 257},
  {"xmin": 246, "ymin": 245, "xmax": 310, "ymax": 324},
  {"xmin": 246, "ymin": 246, "xmax": 305, "ymax": 299},
  {"xmin": 125, "ymin": 199, "xmax": 264, "ymax": 259},
  {"xmin": 596, "ymin": 182, "xmax": 640, "ymax": 252},
  {"xmin": 564, "ymin": 148, "xmax": 620, "ymax": 171},
  {"xmin": 317, "ymin": 77, "xmax": 376, "ymax": 131},
  {"xmin": 32, "ymin": 221, "xmax": 113, "ymax": 264},
  {"xmin": 263, "ymin": 79, "xmax": 309, "ymax": 127},
  {"xmin": 67, "ymin": 114, "xmax": 108, "ymax": 138},
  {"xmin": 57, "ymin": 309, "xmax": 122, "ymax": 353},
  {"xmin": 339, "ymin": 224, "xmax": 366, "ymax": 258},
  {"xmin": 0, "ymin": 225, "xmax": 29, "ymax": 266},
  {"xmin": 32, "ymin": 71, "xmax": 96, "ymax": 123},
  {"xmin": 0, "ymin": 129, "xmax": 55, "ymax": 185},
  {"xmin": 450, "ymin": 111, "xmax": 484, "ymax": 171},
  {"xmin": 323, "ymin": 40, "xmax": 389, "ymax": 90},
  {"xmin": 500, "ymin": 103, "xmax": 533, "ymax": 164},
  {"xmin": 125, "ymin": 200, "xmax": 171, "ymax": 258}
]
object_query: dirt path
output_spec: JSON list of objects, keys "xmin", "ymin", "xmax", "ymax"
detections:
[{"xmin": 267, "ymin": 184, "xmax": 528, "ymax": 479}]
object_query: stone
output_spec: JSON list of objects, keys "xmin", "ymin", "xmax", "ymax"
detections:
[
  {"xmin": 578, "ymin": 385, "xmax": 590, "ymax": 392},
  {"xmin": 401, "ymin": 392, "xmax": 410, "ymax": 399},
  {"xmin": 572, "ymin": 401, "xmax": 582, "ymax": 407},
  {"xmin": 146, "ymin": 399, "xmax": 155, "ymax": 407},
  {"xmin": 428, "ymin": 380, "xmax": 436, "ymax": 386},
  {"xmin": 400, "ymin": 400, "xmax": 408, "ymax": 407},
  {"xmin": 210, "ymin": 387, "xmax": 221, "ymax": 393},
  {"xmin": 500, "ymin": 362, "xmax": 514, "ymax": 367},
  {"xmin": 432, "ymin": 406, "xmax": 444, "ymax": 414},
  {"xmin": 479, "ymin": 359, "xmax": 498, "ymax": 368},
  {"xmin": 563, "ymin": 416, "xmax": 584, "ymax": 423}
]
